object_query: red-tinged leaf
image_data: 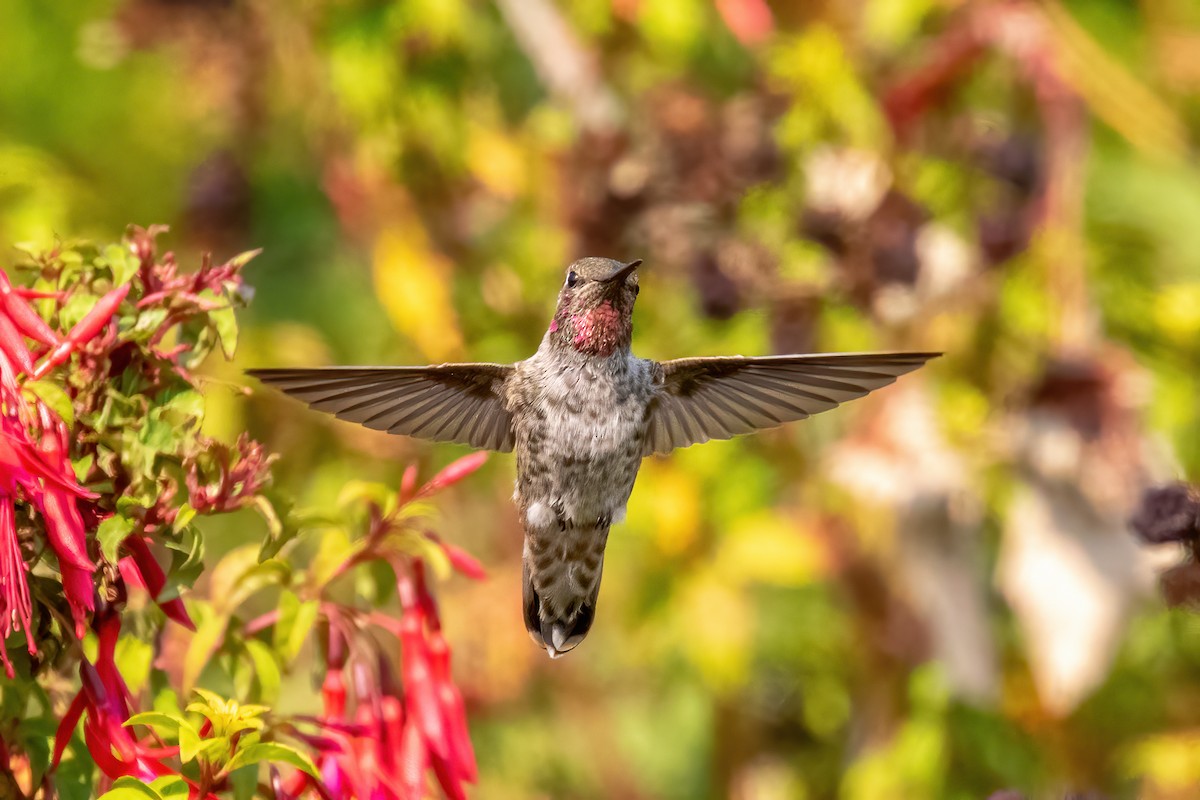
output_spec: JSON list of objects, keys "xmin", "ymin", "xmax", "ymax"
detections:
[
  {"xmin": 66, "ymin": 284, "xmax": 130, "ymax": 346},
  {"xmin": 0, "ymin": 312, "xmax": 33, "ymax": 375},
  {"xmin": 0, "ymin": 292, "xmax": 59, "ymax": 346},
  {"xmin": 417, "ymin": 452, "xmax": 488, "ymax": 497},
  {"xmin": 436, "ymin": 539, "xmax": 487, "ymax": 580},
  {"xmin": 398, "ymin": 465, "xmax": 418, "ymax": 506},
  {"xmin": 398, "ymin": 718, "xmax": 427, "ymax": 800},
  {"xmin": 51, "ymin": 690, "xmax": 87, "ymax": 768}
]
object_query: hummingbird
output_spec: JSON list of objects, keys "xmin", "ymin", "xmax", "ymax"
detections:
[{"xmin": 249, "ymin": 258, "xmax": 937, "ymax": 658}]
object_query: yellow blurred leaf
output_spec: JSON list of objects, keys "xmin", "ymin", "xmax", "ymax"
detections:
[
  {"xmin": 715, "ymin": 512, "xmax": 828, "ymax": 586},
  {"xmin": 373, "ymin": 221, "xmax": 464, "ymax": 361},
  {"xmin": 467, "ymin": 125, "xmax": 527, "ymax": 199},
  {"xmin": 1124, "ymin": 731, "xmax": 1200, "ymax": 791},
  {"xmin": 646, "ymin": 464, "xmax": 701, "ymax": 556},
  {"xmin": 1046, "ymin": 2, "xmax": 1188, "ymax": 159},
  {"xmin": 1154, "ymin": 283, "xmax": 1200, "ymax": 342},
  {"xmin": 676, "ymin": 568, "xmax": 751, "ymax": 690}
]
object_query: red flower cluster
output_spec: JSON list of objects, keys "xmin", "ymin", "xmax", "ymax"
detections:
[
  {"xmin": 52, "ymin": 613, "xmax": 177, "ymax": 783},
  {"xmin": 277, "ymin": 454, "xmax": 488, "ymax": 799},
  {"xmin": 0, "ymin": 271, "xmax": 128, "ymax": 676}
]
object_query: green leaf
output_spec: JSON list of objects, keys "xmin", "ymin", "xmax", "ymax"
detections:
[
  {"xmin": 210, "ymin": 304, "xmax": 238, "ymax": 359},
  {"xmin": 124, "ymin": 711, "xmax": 183, "ymax": 736},
  {"xmin": 273, "ymin": 591, "xmax": 319, "ymax": 666},
  {"xmin": 158, "ymin": 389, "xmax": 205, "ymax": 424},
  {"xmin": 97, "ymin": 777, "xmax": 164, "ymax": 800},
  {"xmin": 182, "ymin": 614, "xmax": 227, "ymax": 693},
  {"xmin": 128, "ymin": 308, "xmax": 168, "ymax": 342},
  {"xmin": 138, "ymin": 416, "xmax": 175, "ymax": 456},
  {"xmin": 59, "ymin": 291, "xmax": 98, "ymax": 332},
  {"xmin": 148, "ymin": 777, "xmax": 189, "ymax": 799},
  {"xmin": 229, "ymin": 763, "xmax": 259, "ymax": 800},
  {"xmin": 177, "ymin": 719, "xmax": 203, "ymax": 764},
  {"xmin": 71, "ymin": 452, "xmax": 93, "ymax": 483},
  {"xmin": 114, "ymin": 636, "xmax": 154, "ymax": 695},
  {"xmin": 98, "ymin": 243, "xmax": 139, "ymax": 285},
  {"xmin": 168, "ymin": 524, "xmax": 205, "ymax": 577},
  {"xmin": 227, "ymin": 248, "xmax": 262, "ymax": 269},
  {"xmin": 223, "ymin": 559, "xmax": 291, "ymax": 615},
  {"xmin": 96, "ymin": 515, "xmax": 135, "ymax": 564},
  {"xmin": 225, "ymin": 742, "xmax": 318, "ymax": 778},
  {"xmin": 172, "ymin": 502, "xmax": 197, "ymax": 534},
  {"xmin": 310, "ymin": 527, "xmax": 358, "ymax": 589},
  {"xmin": 243, "ymin": 640, "xmax": 281, "ymax": 704},
  {"xmin": 23, "ymin": 380, "xmax": 74, "ymax": 428}
]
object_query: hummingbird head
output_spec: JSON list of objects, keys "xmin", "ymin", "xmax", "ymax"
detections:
[{"xmin": 549, "ymin": 257, "xmax": 642, "ymax": 357}]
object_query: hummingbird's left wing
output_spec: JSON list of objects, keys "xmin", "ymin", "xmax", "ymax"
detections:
[
  {"xmin": 644, "ymin": 352, "xmax": 939, "ymax": 455},
  {"xmin": 247, "ymin": 364, "xmax": 516, "ymax": 452}
]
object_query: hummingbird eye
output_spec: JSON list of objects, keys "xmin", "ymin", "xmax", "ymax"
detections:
[
  {"xmin": 566, "ymin": 271, "xmax": 579, "ymax": 288},
  {"xmin": 632, "ymin": 284, "xmax": 640, "ymax": 296}
]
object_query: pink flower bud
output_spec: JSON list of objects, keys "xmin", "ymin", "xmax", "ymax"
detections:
[
  {"xmin": 417, "ymin": 452, "xmax": 488, "ymax": 497},
  {"xmin": 0, "ymin": 287, "xmax": 59, "ymax": 346},
  {"xmin": 32, "ymin": 284, "xmax": 129, "ymax": 379},
  {"xmin": 436, "ymin": 539, "xmax": 487, "ymax": 581},
  {"xmin": 67, "ymin": 284, "xmax": 129, "ymax": 346}
]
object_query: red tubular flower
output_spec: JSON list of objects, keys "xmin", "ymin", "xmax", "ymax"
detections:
[
  {"xmin": 33, "ymin": 283, "xmax": 129, "ymax": 379},
  {"xmin": 397, "ymin": 578, "xmax": 450, "ymax": 763},
  {"xmin": 120, "ymin": 534, "xmax": 195, "ymax": 630},
  {"xmin": 37, "ymin": 420, "xmax": 94, "ymax": 571},
  {"xmin": 0, "ymin": 495, "xmax": 33, "ymax": 678},
  {"xmin": 0, "ymin": 313, "xmax": 33, "ymax": 375},
  {"xmin": 394, "ymin": 563, "xmax": 476, "ymax": 799},
  {"xmin": 427, "ymin": 629, "xmax": 477, "ymax": 784},
  {"xmin": 380, "ymin": 695, "xmax": 406, "ymax": 781},
  {"xmin": 398, "ymin": 717, "xmax": 427, "ymax": 800},
  {"xmin": 0, "ymin": 272, "xmax": 60, "ymax": 346},
  {"xmin": 53, "ymin": 658, "xmax": 171, "ymax": 783}
]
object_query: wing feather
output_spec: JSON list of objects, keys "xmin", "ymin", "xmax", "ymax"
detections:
[
  {"xmin": 248, "ymin": 364, "xmax": 516, "ymax": 452},
  {"xmin": 644, "ymin": 352, "xmax": 938, "ymax": 455}
]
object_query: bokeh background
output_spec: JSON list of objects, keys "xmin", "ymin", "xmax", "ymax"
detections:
[{"xmin": 4, "ymin": 0, "xmax": 1200, "ymax": 797}]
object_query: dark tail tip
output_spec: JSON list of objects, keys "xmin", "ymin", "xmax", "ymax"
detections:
[{"xmin": 522, "ymin": 563, "xmax": 598, "ymax": 659}]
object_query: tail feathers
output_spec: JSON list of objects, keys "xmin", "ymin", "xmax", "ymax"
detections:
[{"xmin": 522, "ymin": 545, "xmax": 605, "ymax": 659}]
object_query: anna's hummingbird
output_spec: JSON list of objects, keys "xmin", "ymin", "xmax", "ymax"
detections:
[{"xmin": 249, "ymin": 258, "xmax": 937, "ymax": 658}]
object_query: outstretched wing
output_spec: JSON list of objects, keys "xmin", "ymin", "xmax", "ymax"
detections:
[
  {"xmin": 644, "ymin": 352, "xmax": 939, "ymax": 455},
  {"xmin": 248, "ymin": 364, "xmax": 516, "ymax": 452}
]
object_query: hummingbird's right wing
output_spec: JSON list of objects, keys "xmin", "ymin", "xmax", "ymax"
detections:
[
  {"xmin": 644, "ymin": 352, "xmax": 939, "ymax": 455},
  {"xmin": 247, "ymin": 364, "xmax": 516, "ymax": 452}
]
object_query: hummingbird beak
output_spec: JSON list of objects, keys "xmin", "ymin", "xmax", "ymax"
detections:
[{"xmin": 601, "ymin": 259, "xmax": 642, "ymax": 285}]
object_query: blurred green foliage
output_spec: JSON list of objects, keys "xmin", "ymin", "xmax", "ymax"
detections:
[{"xmin": 3, "ymin": 0, "xmax": 1200, "ymax": 797}]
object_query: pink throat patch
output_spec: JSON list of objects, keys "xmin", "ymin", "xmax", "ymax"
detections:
[{"xmin": 570, "ymin": 301, "xmax": 624, "ymax": 356}]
